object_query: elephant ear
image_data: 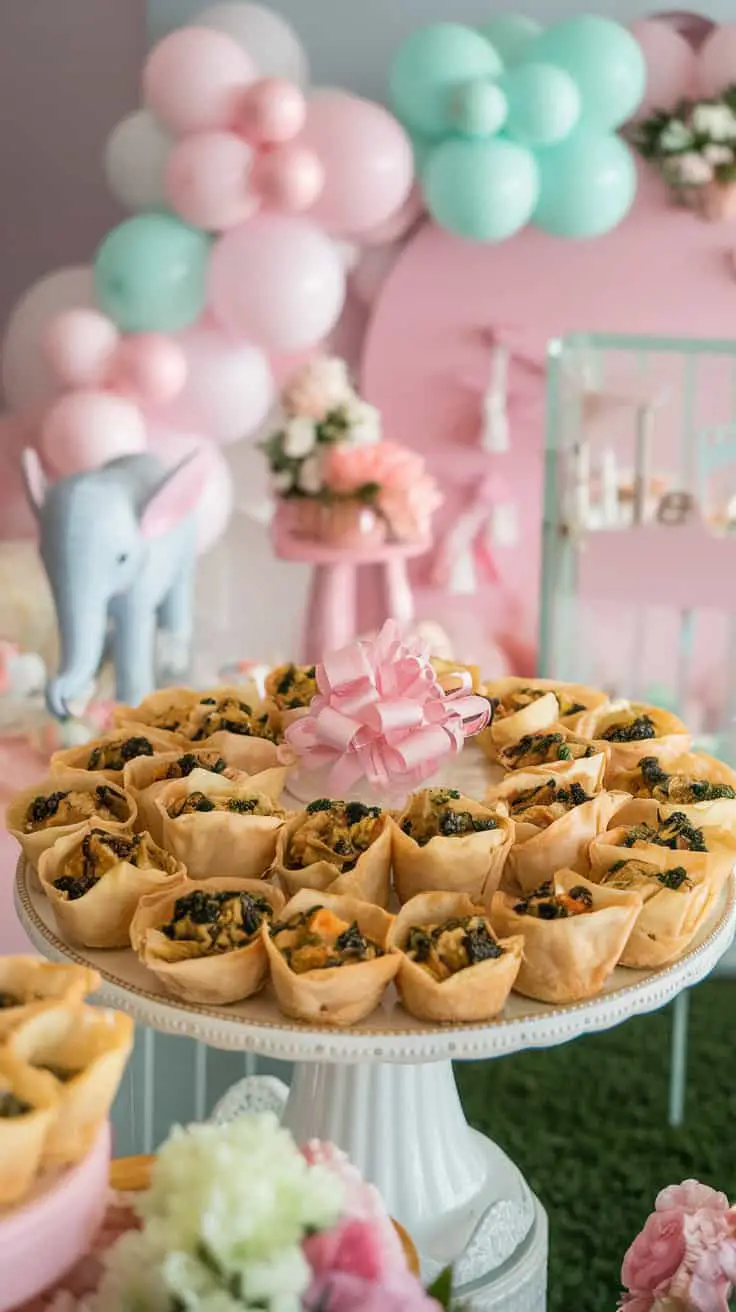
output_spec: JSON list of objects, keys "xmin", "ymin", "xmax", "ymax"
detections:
[
  {"xmin": 139, "ymin": 451, "xmax": 207, "ymax": 540},
  {"xmin": 20, "ymin": 447, "xmax": 48, "ymax": 515}
]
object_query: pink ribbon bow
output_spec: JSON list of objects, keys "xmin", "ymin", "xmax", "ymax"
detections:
[{"xmin": 285, "ymin": 621, "xmax": 491, "ymax": 794}]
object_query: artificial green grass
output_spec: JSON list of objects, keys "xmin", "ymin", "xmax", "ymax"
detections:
[{"xmin": 456, "ymin": 978, "xmax": 736, "ymax": 1312}]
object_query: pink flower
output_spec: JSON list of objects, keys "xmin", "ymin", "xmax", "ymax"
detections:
[
  {"xmin": 300, "ymin": 1142, "xmax": 407, "ymax": 1275},
  {"xmin": 282, "ymin": 357, "xmax": 352, "ymax": 421},
  {"xmin": 305, "ymin": 1267, "xmax": 440, "ymax": 1312},
  {"xmin": 621, "ymin": 1210, "xmax": 686, "ymax": 1295},
  {"xmin": 657, "ymin": 1183, "xmax": 730, "ymax": 1215},
  {"xmin": 377, "ymin": 476, "xmax": 442, "ymax": 541},
  {"xmin": 323, "ymin": 440, "xmax": 424, "ymax": 495},
  {"xmin": 669, "ymin": 1208, "xmax": 736, "ymax": 1312},
  {"xmin": 618, "ymin": 1293, "xmax": 657, "ymax": 1311}
]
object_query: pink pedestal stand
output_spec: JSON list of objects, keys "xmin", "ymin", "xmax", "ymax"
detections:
[{"xmin": 271, "ymin": 512, "xmax": 431, "ymax": 662}]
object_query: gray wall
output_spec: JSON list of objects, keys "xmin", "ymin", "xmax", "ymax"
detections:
[{"xmin": 149, "ymin": 1, "xmax": 730, "ymax": 101}]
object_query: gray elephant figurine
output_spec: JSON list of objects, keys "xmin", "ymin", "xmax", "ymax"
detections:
[{"xmin": 21, "ymin": 448, "xmax": 203, "ymax": 718}]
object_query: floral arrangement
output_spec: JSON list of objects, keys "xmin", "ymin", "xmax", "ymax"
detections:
[
  {"xmin": 85, "ymin": 1114, "xmax": 449, "ymax": 1311},
  {"xmin": 630, "ymin": 88, "xmax": 736, "ymax": 193},
  {"xmin": 619, "ymin": 1179, "xmax": 736, "ymax": 1312},
  {"xmin": 261, "ymin": 357, "xmax": 441, "ymax": 545}
]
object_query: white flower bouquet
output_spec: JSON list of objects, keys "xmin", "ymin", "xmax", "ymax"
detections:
[
  {"xmin": 630, "ymin": 86, "xmax": 736, "ymax": 218},
  {"xmin": 79, "ymin": 1114, "xmax": 449, "ymax": 1311},
  {"xmin": 261, "ymin": 358, "xmax": 441, "ymax": 547}
]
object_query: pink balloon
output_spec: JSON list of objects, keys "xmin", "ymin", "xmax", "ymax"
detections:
[
  {"xmin": 109, "ymin": 335, "xmax": 188, "ymax": 406},
  {"xmin": 143, "ymin": 27, "xmax": 256, "ymax": 135},
  {"xmin": 629, "ymin": 19, "xmax": 698, "ymax": 114},
  {"xmin": 41, "ymin": 391, "xmax": 147, "ymax": 476},
  {"xmin": 154, "ymin": 322, "xmax": 274, "ymax": 444},
  {"xmin": 298, "ymin": 92, "xmax": 414, "ymax": 237},
  {"xmin": 147, "ymin": 428, "xmax": 233, "ymax": 553},
  {"xmin": 252, "ymin": 143, "xmax": 324, "ymax": 212},
  {"xmin": 2, "ymin": 266, "xmax": 95, "ymax": 412},
  {"xmin": 42, "ymin": 310, "xmax": 119, "ymax": 389},
  {"xmin": 653, "ymin": 11, "xmax": 715, "ymax": 52},
  {"xmin": 0, "ymin": 415, "xmax": 37, "ymax": 541},
  {"xmin": 360, "ymin": 183, "xmax": 425, "ymax": 247},
  {"xmin": 208, "ymin": 215, "xmax": 346, "ymax": 352},
  {"xmin": 166, "ymin": 131, "xmax": 257, "ymax": 231},
  {"xmin": 235, "ymin": 76, "xmax": 307, "ymax": 145},
  {"xmin": 349, "ymin": 242, "xmax": 403, "ymax": 308},
  {"xmin": 698, "ymin": 23, "xmax": 736, "ymax": 97}
]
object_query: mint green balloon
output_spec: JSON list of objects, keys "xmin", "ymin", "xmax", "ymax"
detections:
[
  {"xmin": 533, "ymin": 131, "xmax": 636, "ymax": 238},
  {"xmin": 389, "ymin": 23, "xmax": 502, "ymax": 137},
  {"xmin": 523, "ymin": 15, "xmax": 645, "ymax": 130},
  {"xmin": 425, "ymin": 137, "xmax": 539, "ymax": 243},
  {"xmin": 94, "ymin": 213, "xmax": 211, "ymax": 334},
  {"xmin": 452, "ymin": 78, "xmax": 508, "ymax": 138},
  {"xmin": 479, "ymin": 14, "xmax": 542, "ymax": 66},
  {"xmin": 502, "ymin": 63, "xmax": 580, "ymax": 146}
]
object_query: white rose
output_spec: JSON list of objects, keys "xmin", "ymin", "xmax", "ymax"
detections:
[
  {"xmin": 298, "ymin": 454, "xmax": 323, "ymax": 495},
  {"xmin": 658, "ymin": 119, "xmax": 693, "ymax": 153},
  {"xmin": 671, "ymin": 151, "xmax": 713, "ymax": 185},
  {"xmin": 272, "ymin": 471, "xmax": 293, "ymax": 494},
  {"xmin": 346, "ymin": 399, "xmax": 382, "ymax": 446},
  {"xmin": 691, "ymin": 102, "xmax": 736, "ymax": 141},
  {"xmin": 283, "ymin": 416, "xmax": 317, "ymax": 458}
]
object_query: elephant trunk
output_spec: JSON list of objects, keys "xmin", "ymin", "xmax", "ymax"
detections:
[{"xmin": 45, "ymin": 574, "xmax": 108, "ymax": 720}]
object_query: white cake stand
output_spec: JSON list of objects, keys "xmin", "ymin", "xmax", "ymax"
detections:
[{"xmin": 14, "ymin": 855, "xmax": 736, "ymax": 1310}]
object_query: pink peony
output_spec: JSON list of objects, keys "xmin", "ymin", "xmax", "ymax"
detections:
[
  {"xmin": 657, "ymin": 1183, "xmax": 730, "ymax": 1216},
  {"xmin": 305, "ymin": 1266, "xmax": 440, "ymax": 1312},
  {"xmin": 323, "ymin": 440, "xmax": 426, "ymax": 495},
  {"xmin": 282, "ymin": 357, "xmax": 352, "ymax": 421},
  {"xmin": 377, "ymin": 476, "xmax": 442, "ymax": 542},
  {"xmin": 300, "ymin": 1141, "xmax": 407, "ymax": 1275},
  {"xmin": 621, "ymin": 1211, "xmax": 687, "ymax": 1295},
  {"xmin": 669, "ymin": 1208, "xmax": 736, "ymax": 1312}
]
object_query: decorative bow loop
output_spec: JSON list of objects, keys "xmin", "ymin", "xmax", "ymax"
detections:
[{"xmin": 285, "ymin": 621, "xmax": 491, "ymax": 795}]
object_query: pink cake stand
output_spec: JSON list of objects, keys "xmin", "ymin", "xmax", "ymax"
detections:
[
  {"xmin": 271, "ymin": 509, "xmax": 431, "ymax": 662},
  {"xmin": 0, "ymin": 1121, "xmax": 110, "ymax": 1311}
]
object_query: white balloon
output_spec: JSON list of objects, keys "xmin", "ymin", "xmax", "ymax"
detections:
[
  {"xmin": 1, "ymin": 266, "xmax": 95, "ymax": 412},
  {"xmin": 104, "ymin": 110, "xmax": 173, "ymax": 213},
  {"xmin": 194, "ymin": 3, "xmax": 309, "ymax": 85},
  {"xmin": 159, "ymin": 324, "xmax": 275, "ymax": 445}
]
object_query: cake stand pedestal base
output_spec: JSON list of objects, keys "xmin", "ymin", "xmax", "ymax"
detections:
[{"xmin": 212, "ymin": 1059, "xmax": 547, "ymax": 1307}]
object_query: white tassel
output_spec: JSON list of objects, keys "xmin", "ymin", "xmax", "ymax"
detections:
[
  {"xmin": 480, "ymin": 341, "xmax": 510, "ymax": 452},
  {"xmin": 489, "ymin": 503, "xmax": 519, "ymax": 547},
  {"xmin": 447, "ymin": 547, "xmax": 478, "ymax": 596}
]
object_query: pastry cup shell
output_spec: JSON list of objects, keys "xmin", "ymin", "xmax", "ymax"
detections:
[
  {"xmin": 7, "ymin": 1004, "xmax": 133, "ymax": 1167},
  {"xmin": 263, "ymin": 887, "xmax": 398, "ymax": 1027},
  {"xmin": 38, "ymin": 822, "xmax": 186, "ymax": 949},
  {"xmin": 388, "ymin": 891, "xmax": 523, "ymax": 1023},
  {"xmin": 130, "ymin": 876, "xmax": 285, "ymax": 1006},
  {"xmin": 6, "ymin": 772, "xmax": 136, "ymax": 870},
  {"xmin": 574, "ymin": 701, "xmax": 691, "ymax": 780},
  {"xmin": 588, "ymin": 853, "xmax": 716, "ymax": 968},
  {"xmin": 124, "ymin": 753, "xmax": 285, "ymax": 846},
  {"xmin": 272, "ymin": 811, "xmax": 392, "ymax": 908},
  {"xmin": 156, "ymin": 770, "xmax": 286, "ymax": 881},
  {"xmin": 479, "ymin": 678, "xmax": 609, "ymax": 760},
  {"xmin": 391, "ymin": 795, "xmax": 514, "ymax": 905},
  {"xmin": 591, "ymin": 814, "xmax": 736, "ymax": 894},
  {"xmin": 0, "ymin": 958, "xmax": 100, "ymax": 1039},
  {"xmin": 490, "ymin": 870, "xmax": 642, "ymax": 1004},
  {"xmin": 49, "ymin": 728, "xmax": 185, "ymax": 783},
  {"xmin": 0, "ymin": 1051, "xmax": 59, "ymax": 1205}
]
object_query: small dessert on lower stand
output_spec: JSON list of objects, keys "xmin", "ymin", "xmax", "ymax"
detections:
[{"xmin": 9, "ymin": 622, "xmax": 736, "ymax": 1310}]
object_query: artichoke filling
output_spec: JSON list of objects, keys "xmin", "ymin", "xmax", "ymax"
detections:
[
  {"xmin": 143, "ymin": 752, "xmax": 230, "ymax": 785},
  {"xmin": 87, "ymin": 736, "xmax": 155, "ymax": 772},
  {"xmin": 490, "ymin": 687, "xmax": 549, "ymax": 720},
  {"xmin": 53, "ymin": 829, "xmax": 177, "ymax": 901},
  {"xmin": 24, "ymin": 784, "xmax": 128, "ymax": 832},
  {"xmin": 271, "ymin": 906, "xmax": 384, "ymax": 974},
  {"xmin": 399, "ymin": 789, "xmax": 497, "ymax": 846},
  {"xmin": 167, "ymin": 791, "xmax": 282, "ymax": 818},
  {"xmin": 600, "ymin": 859, "xmax": 693, "ymax": 893},
  {"xmin": 160, "ymin": 889, "xmax": 275, "ymax": 958},
  {"xmin": 287, "ymin": 800, "xmax": 384, "ymax": 871},
  {"xmin": 600, "ymin": 714, "xmax": 657, "ymax": 743},
  {"xmin": 513, "ymin": 881, "xmax": 594, "ymax": 919},
  {"xmin": 508, "ymin": 779, "xmax": 592, "ymax": 827},
  {"xmin": 268, "ymin": 663, "xmax": 318, "ymax": 710},
  {"xmin": 629, "ymin": 756, "xmax": 735, "ymax": 804},
  {"xmin": 405, "ymin": 915, "xmax": 504, "ymax": 981},
  {"xmin": 0, "ymin": 992, "xmax": 22, "ymax": 1009},
  {"xmin": 185, "ymin": 696, "xmax": 281, "ymax": 743},
  {"xmin": 621, "ymin": 811, "xmax": 707, "ymax": 853},
  {"xmin": 500, "ymin": 732, "xmax": 595, "ymax": 770}
]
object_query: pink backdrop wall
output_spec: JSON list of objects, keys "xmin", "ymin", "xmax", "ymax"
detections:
[{"xmin": 0, "ymin": 0, "xmax": 145, "ymax": 381}]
